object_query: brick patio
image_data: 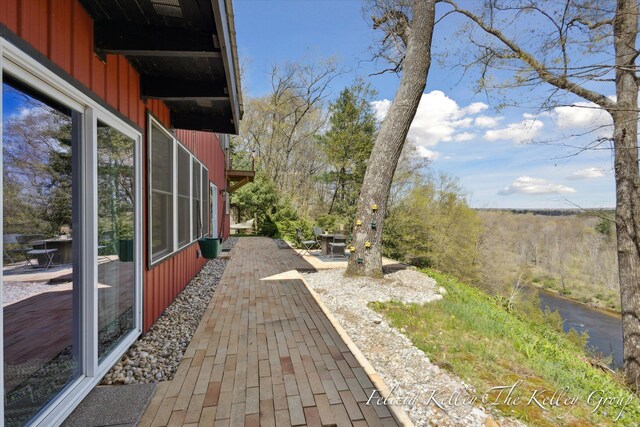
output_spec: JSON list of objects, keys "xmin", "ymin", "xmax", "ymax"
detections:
[{"xmin": 139, "ymin": 237, "xmax": 401, "ymax": 426}]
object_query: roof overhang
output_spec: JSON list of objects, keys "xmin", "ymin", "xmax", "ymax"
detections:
[{"xmin": 80, "ymin": 0, "xmax": 243, "ymax": 134}]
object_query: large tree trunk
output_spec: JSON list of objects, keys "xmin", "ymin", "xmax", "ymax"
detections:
[
  {"xmin": 346, "ymin": 0, "xmax": 436, "ymax": 277},
  {"xmin": 613, "ymin": 0, "xmax": 640, "ymax": 387}
]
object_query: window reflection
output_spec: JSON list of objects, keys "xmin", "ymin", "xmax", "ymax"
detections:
[
  {"xmin": 2, "ymin": 80, "xmax": 81, "ymax": 426},
  {"xmin": 97, "ymin": 122, "xmax": 136, "ymax": 361}
]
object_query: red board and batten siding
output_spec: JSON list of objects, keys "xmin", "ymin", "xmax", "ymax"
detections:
[{"xmin": 0, "ymin": 0, "xmax": 230, "ymax": 331}]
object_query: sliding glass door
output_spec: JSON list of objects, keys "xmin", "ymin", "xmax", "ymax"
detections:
[
  {"xmin": 96, "ymin": 122, "xmax": 136, "ymax": 362},
  {"xmin": 0, "ymin": 40, "xmax": 143, "ymax": 427},
  {"xmin": 2, "ymin": 78, "xmax": 82, "ymax": 427}
]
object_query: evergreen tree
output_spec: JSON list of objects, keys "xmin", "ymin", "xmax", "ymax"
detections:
[{"xmin": 318, "ymin": 79, "xmax": 377, "ymax": 221}]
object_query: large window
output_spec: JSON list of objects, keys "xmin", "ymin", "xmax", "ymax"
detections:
[
  {"xmin": 150, "ymin": 124, "xmax": 174, "ymax": 261},
  {"xmin": 177, "ymin": 146, "xmax": 191, "ymax": 248},
  {"xmin": 192, "ymin": 157, "xmax": 201, "ymax": 240},
  {"xmin": 149, "ymin": 118, "xmax": 211, "ymax": 265},
  {"xmin": 202, "ymin": 168, "xmax": 209, "ymax": 237},
  {"xmin": 1, "ymin": 39, "xmax": 142, "ymax": 427}
]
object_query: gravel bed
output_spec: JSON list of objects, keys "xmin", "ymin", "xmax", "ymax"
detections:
[
  {"xmin": 220, "ymin": 237, "xmax": 238, "ymax": 251},
  {"xmin": 303, "ymin": 268, "xmax": 518, "ymax": 427},
  {"xmin": 3, "ymin": 281, "xmax": 72, "ymax": 307},
  {"xmin": 101, "ymin": 237, "xmax": 237, "ymax": 385}
]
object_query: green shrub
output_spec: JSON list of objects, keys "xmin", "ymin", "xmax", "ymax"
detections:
[
  {"xmin": 258, "ymin": 214, "xmax": 278, "ymax": 237},
  {"xmin": 383, "ymin": 174, "xmax": 483, "ymax": 283},
  {"xmin": 543, "ymin": 307, "xmax": 564, "ymax": 333}
]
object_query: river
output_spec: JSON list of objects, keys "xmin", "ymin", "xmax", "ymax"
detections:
[{"xmin": 536, "ymin": 289, "xmax": 623, "ymax": 369}]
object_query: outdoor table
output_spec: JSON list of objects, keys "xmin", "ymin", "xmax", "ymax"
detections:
[
  {"xmin": 32, "ymin": 238, "xmax": 73, "ymax": 265},
  {"xmin": 319, "ymin": 234, "xmax": 346, "ymax": 256}
]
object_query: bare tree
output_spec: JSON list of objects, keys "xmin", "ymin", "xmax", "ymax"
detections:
[
  {"xmin": 346, "ymin": 0, "xmax": 437, "ymax": 277},
  {"xmin": 238, "ymin": 60, "xmax": 341, "ymax": 204},
  {"xmin": 508, "ymin": 272, "xmax": 526, "ymax": 312},
  {"xmin": 443, "ymin": 0, "xmax": 639, "ymax": 385}
]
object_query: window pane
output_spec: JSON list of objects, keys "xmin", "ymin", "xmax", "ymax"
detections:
[
  {"xmin": 177, "ymin": 146, "xmax": 190, "ymax": 247},
  {"xmin": 202, "ymin": 169, "xmax": 209, "ymax": 237},
  {"xmin": 2, "ymin": 79, "xmax": 81, "ymax": 425},
  {"xmin": 151, "ymin": 126, "xmax": 172, "ymax": 193},
  {"xmin": 151, "ymin": 124, "xmax": 173, "ymax": 261},
  {"xmin": 97, "ymin": 121, "xmax": 136, "ymax": 361},
  {"xmin": 192, "ymin": 160, "xmax": 201, "ymax": 240}
]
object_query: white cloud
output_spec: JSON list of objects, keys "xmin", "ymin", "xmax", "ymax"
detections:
[
  {"xmin": 371, "ymin": 91, "xmax": 495, "ymax": 149},
  {"xmin": 462, "ymin": 102, "xmax": 489, "ymax": 115},
  {"xmin": 474, "ymin": 115, "xmax": 502, "ymax": 128},
  {"xmin": 371, "ymin": 99, "xmax": 392, "ymax": 122},
  {"xmin": 553, "ymin": 102, "xmax": 613, "ymax": 138},
  {"xmin": 453, "ymin": 132, "xmax": 475, "ymax": 142},
  {"xmin": 522, "ymin": 112, "xmax": 552, "ymax": 119},
  {"xmin": 9, "ymin": 106, "xmax": 37, "ymax": 120},
  {"xmin": 449, "ymin": 117, "xmax": 473, "ymax": 129},
  {"xmin": 499, "ymin": 176, "xmax": 576, "ymax": 195},
  {"xmin": 484, "ymin": 118, "xmax": 544, "ymax": 144},
  {"xmin": 415, "ymin": 146, "xmax": 440, "ymax": 160},
  {"xmin": 567, "ymin": 167, "xmax": 606, "ymax": 180}
]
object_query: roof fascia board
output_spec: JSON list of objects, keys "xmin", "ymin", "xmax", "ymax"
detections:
[{"xmin": 211, "ymin": 0, "xmax": 241, "ymax": 134}]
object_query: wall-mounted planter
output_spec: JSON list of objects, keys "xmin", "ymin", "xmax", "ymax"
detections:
[{"xmin": 198, "ymin": 237, "xmax": 221, "ymax": 259}]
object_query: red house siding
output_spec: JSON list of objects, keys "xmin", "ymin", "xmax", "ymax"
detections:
[{"xmin": 0, "ymin": 0, "xmax": 229, "ymax": 331}]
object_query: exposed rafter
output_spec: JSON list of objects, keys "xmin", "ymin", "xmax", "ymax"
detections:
[
  {"xmin": 171, "ymin": 111, "xmax": 234, "ymax": 133},
  {"xmin": 94, "ymin": 21, "xmax": 221, "ymax": 58},
  {"xmin": 141, "ymin": 76, "xmax": 229, "ymax": 100}
]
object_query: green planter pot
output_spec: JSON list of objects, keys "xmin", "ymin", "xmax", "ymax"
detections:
[
  {"xmin": 198, "ymin": 237, "xmax": 221, "ymax": 259},
  {"xmin": 118, "ymin": 239, "xmax": 134, "ymax": 262}
]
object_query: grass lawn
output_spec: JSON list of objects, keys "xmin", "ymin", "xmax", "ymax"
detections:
[{"xmin": 370, "ymin": 269, "xmax": 640, "ymax": 426}]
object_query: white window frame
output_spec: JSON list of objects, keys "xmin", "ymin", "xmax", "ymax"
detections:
[
  {"xmin": 176, "ymin": 144, "xmax": 192, "ymax": 250},
  {"xmin": 148, "ymin": 116, "xmax": 210, "ymax": 266},
  {"xmin": 201, "ymin": 165, "xmax": 210, "ymax": 238},
  {"xmin": 210, "ymin": 182, "xmax": 218, "ymax": 238},
  {"xmin": 191, "ymin": 156, "xmax": 201, "ymax": 242},
  {"xmin": 148, "ymin": 117, "xmax": 176, "ymax": 263},
  {"xmin": 0, "ymin": 38, "xmax": 143, "ymax": 427}
]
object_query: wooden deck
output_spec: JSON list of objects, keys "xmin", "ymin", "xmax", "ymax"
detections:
[
  {"xmin": 140, "ymin": 237, "xmax": 400, "ymax": 426},
  {"xmin": 3, "ymin": 258, "xmax": 135, "ymax": 391}
]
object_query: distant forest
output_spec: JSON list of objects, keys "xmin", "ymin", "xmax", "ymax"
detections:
[
  {"xmin": 476, "ymin": 208, "xmax": 615, "ymax": 217},
  {"xmin": 478, "ymin": 211, "xmax": 619, "ymax": 312}
]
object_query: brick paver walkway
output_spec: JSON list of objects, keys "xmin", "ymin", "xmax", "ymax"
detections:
[{"xmin": 139, "ymin": 237, "xmax": 400, "ymax": 426}]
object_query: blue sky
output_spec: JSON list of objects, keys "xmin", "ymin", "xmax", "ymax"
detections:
[{"xmin": 233, "ymin": 0, "xmax": 616, "ymax": 209}]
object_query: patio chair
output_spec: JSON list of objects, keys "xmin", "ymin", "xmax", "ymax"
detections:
[
  {"xmin": 328, "ymin": 234, "xmax": 347, "ymax": 259},
  {"xmin": 313, "ymin": 226, "xmax": 323, "ymax": 239},
  {"xmin": 296, "ymin": 228, "xmax": 318, "ymax": 256},
  {"xmin": 3, "ymin": 234, "xmax": 23, "ymax": 264},
  {"xmin": 16, "ymin": 234, "xmax": 57, "ymax": 270}
]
